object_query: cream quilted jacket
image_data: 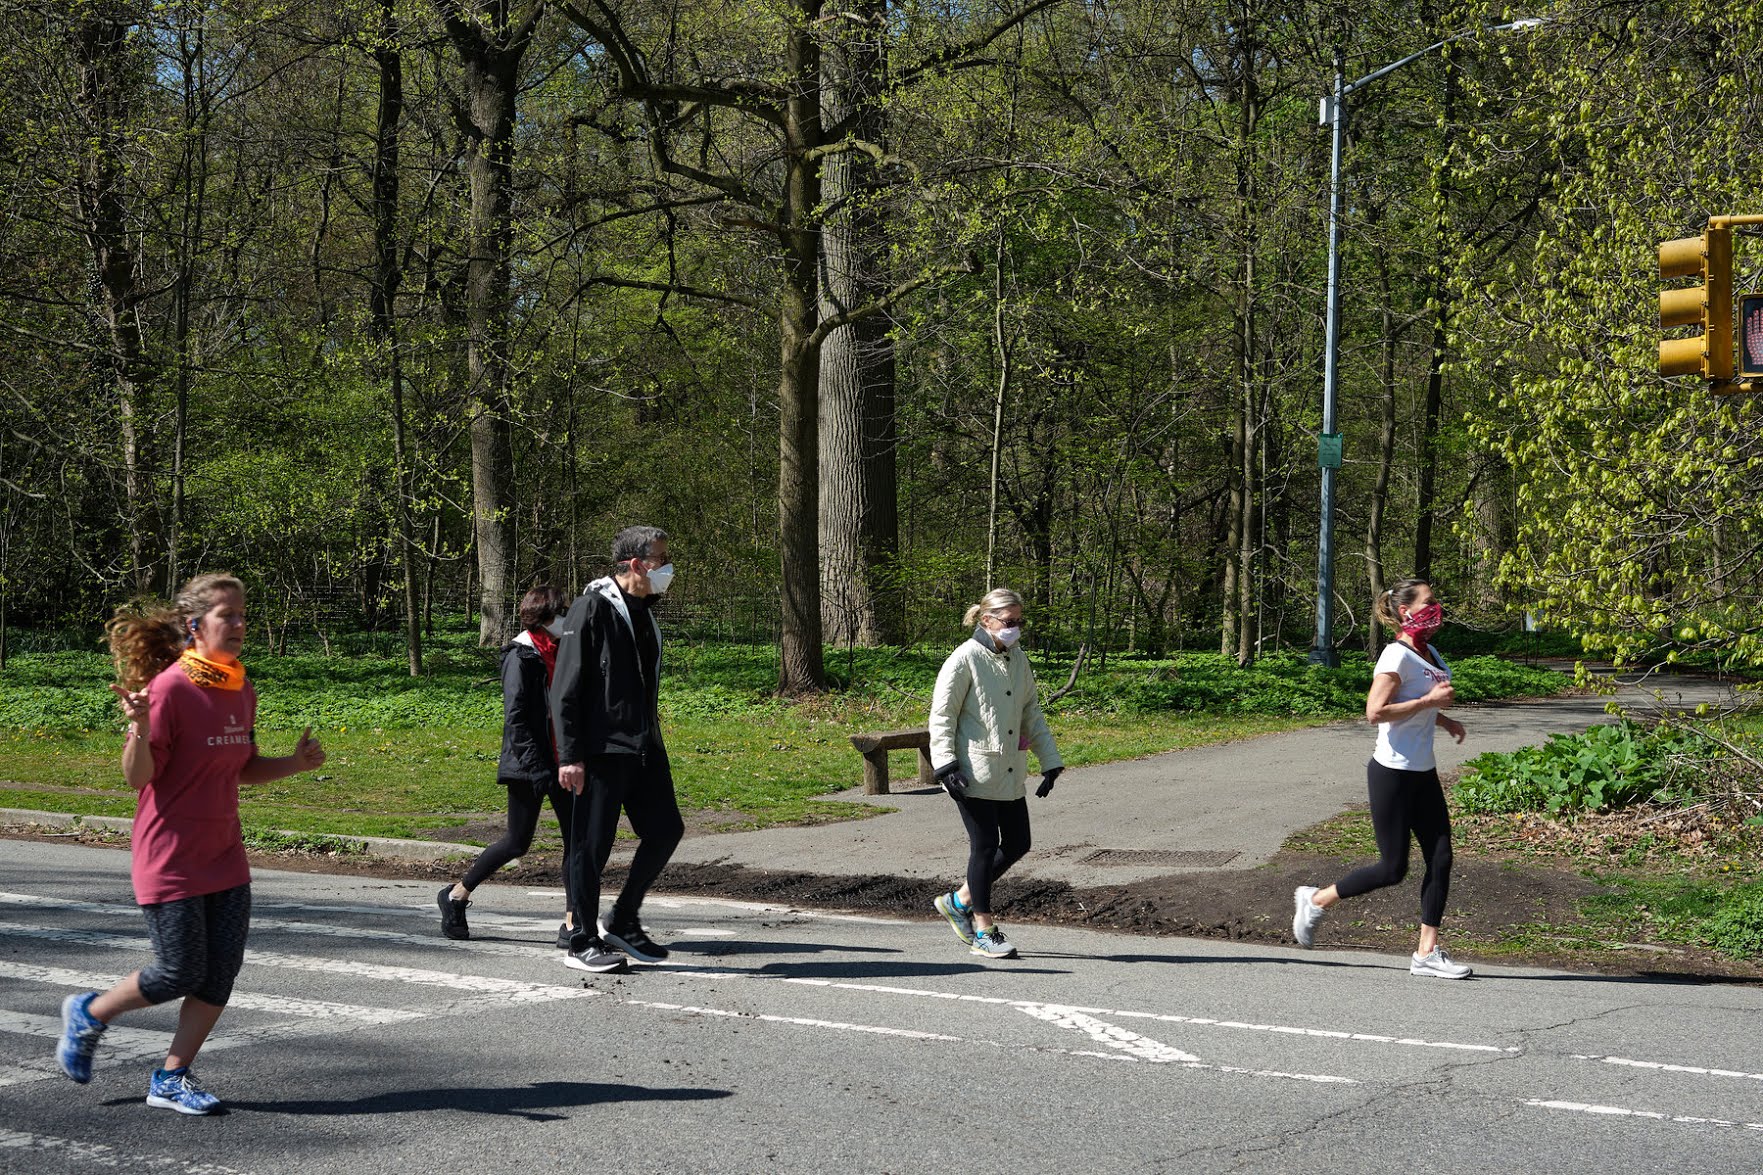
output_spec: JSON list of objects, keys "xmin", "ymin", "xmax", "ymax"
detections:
[{"xmin": 928, "ymin": 634, "xmax": 1062, "ymax": 801}]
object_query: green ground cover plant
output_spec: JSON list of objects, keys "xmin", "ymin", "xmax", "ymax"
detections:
[
  {"xmin": 0, "ymin": 636, "xmax": 1564, "ymax": 844},
  {"xmin": 1454, "ymin": 720, "xmax": 1715, "ymax": 815}
]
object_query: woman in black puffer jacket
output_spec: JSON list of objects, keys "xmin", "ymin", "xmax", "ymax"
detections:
[{"xmin": 436, "ymin": 585, "xmax": 576, "ymax": 944}]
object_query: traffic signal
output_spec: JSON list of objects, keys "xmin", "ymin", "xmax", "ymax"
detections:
[
  {"xmin": 1741, "ymin": 293, "xmax": 1763, "ymax": 378},
  {"xmin": 1658, "ymin": 225, "xmax": 1732, "ymax": 380}
]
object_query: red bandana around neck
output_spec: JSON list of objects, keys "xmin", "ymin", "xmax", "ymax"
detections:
[{"xmin": 528, "ymin": 627, "xmax": 558, "ymax": 682}]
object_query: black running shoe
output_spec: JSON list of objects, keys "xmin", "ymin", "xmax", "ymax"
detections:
[
  {"xmin": 437, "ymin": 886, "xmax": 470, "ymax": 940},
  {"xmin": 556, "ymin": 922, "xmax": 574, "ymax": 950},
  {"xmin": 601, "ymin": 918, "xmax": 670, "ymax": 963},
  {"xmin": 564, "ymin": 938, "xmax": 629, "ymax": 974}
]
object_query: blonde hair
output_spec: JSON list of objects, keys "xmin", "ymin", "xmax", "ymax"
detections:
[
  {"xmin": 106, "ymin": 572, "xmax": 246, "ymax": 689},
  {"xmin": 963, "ymin": 588, "xmax": 1023, "ymax": 628},
  {"xmin": 1373, "ymin": 578, "xmax": 1429, "ymax": 634}
]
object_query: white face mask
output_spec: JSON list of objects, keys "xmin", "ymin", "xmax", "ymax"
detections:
[
  {"xmin": 545, "ymin": 616, "xmax": 565, "ymax": 638},
  {"xmin": 645, "ymin": 562, "xmax": 675, "ymax": 595},
  {"xmin": 993, "ymin": 625, "xmax": 1022, "ymax": 648}
]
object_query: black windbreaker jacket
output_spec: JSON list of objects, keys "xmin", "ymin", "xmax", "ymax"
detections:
[
  {"xmin": 497, "ymin": 634, "xmax": 557, "ymax": 790},
  {"xmin": 549, "ymin": 577, "xmax": 666, "ymax": 765}
]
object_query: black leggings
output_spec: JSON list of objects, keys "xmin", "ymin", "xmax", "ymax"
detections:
[
  {"xmin": 138, "ymin": 884, "xmax": 252, "ymax": 1007},
  {"xmin": 953, "ymin": 795, "xmax": 1031, "ymax": 915},
  {"xmin": 462, "ymin": 779, "xmax": 578, "ymax": 896},
  {"xmin": 566, "ymin": 755, "xmax": 684, "ymax": 947},
  {"xmin": 1334, "ymin": 760, "xmax": 1453, "ymax": 928}
]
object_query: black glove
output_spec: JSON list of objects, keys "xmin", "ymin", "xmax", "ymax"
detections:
[
  {"xmin": 935, "ymin": 761, "xmax": 970, "ymax": 798},
  {"xmin": 1035, "ymin": 767, "xmax": 1063, "ymax": 798}
]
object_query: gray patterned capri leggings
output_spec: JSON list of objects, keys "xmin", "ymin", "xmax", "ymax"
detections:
[{"xmin": 137, "ymin": 883, "xmax": 252, "ymax": 1007}]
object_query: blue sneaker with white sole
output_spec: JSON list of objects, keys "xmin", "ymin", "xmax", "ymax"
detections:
[
  {"xmin": 147, "ymin": 1067, "xmax": 222, "ymax": 1115},
  {"xmin": 55, "ymin": 992, "xmax": 105, "ymax": 1084}
]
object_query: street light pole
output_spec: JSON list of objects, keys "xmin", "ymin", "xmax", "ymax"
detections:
[
  {"xmin": 1311, "ymin": 52, "xmax": 1348, "ymax": 668},
  {"xmin": 1308, "ymin": 19, "xmax": 1544, "ymax": 668}
]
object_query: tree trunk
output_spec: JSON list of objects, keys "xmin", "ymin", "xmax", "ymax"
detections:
[
  {"xmin": 373, "ymin": 1, "xmax": 422, "ymax": 674},
  {"xmin": 439, "ymin": 1, "xmax": 539, "ymax": 647},
  {"xmin": 776, "ymin": 9, "xmax": 825, "ymax": 694},
  {"xmin": 1228, "ymin": 15, "xmax": 1260, "ymax": 668},
  {"xmin": 816, "ymin": 0, "xmax": 900, "ymax": 646},
  {"xmin": 72, "ymin": 1, "xmax": 158, "ymax": 593}
]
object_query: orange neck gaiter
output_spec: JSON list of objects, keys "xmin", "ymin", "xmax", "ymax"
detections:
[{"xmin": 179, "ymin": 649, "xmax": 247, "ymax": 691}]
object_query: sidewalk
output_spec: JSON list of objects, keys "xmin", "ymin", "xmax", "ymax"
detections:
[{"xmin": 669, "ymin": 669, "xmax": 1747, "ymax": 889}]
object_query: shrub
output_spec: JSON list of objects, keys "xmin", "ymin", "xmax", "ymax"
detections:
[{"xmin": 1454, "ymin": 720, "xmax": 1711, "ymax": 815}]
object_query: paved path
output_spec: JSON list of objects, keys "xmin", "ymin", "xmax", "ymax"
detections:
[
  {"xmin": 7, "ymin": 840, "xmax": 1763, "ymax": 1174},
  {"xmin": 672, "ymin": 670, "xmax": 1746, "ymax": 889}
]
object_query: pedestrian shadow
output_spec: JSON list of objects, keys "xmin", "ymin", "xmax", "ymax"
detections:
[
  {"xmin": 227, "ymin": 1080, "xmax": 732, "ymax": 1121},
  {"xmin": 646, "ymin": 958, "xmax": 1066, "ymax": 980},
  {"xmin": 674, "ymin": 939, "xmax": 900, "ymax": 957},
  {"xmin": 1034, "ymin": 950, "xmax": 1411, "ymax": 973}
]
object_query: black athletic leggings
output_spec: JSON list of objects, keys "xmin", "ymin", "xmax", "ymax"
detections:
[
  {"xmin": 566, "ymin": 754, "xmax": 684, "ymax": 949},
  {"xmin": 462, "ymin": 779, "xmax": 578, "ymax": 896},
  {"xmin": 1334, "ymin": 760, "xmax": 1453, "ymax": 928},
  {"xmin": 953, "ymin": 794, "xmax": 1031, "ymax": 916}
]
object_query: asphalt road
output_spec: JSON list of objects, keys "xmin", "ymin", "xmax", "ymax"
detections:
[{"xmin": 5, "ymin": 839, "xmax": 1763, "ymax": 1174}]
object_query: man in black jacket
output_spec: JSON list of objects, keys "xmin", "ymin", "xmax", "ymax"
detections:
[{"xmin": 551, "ymin": 525, "xmax": 683, "ymax": 974}]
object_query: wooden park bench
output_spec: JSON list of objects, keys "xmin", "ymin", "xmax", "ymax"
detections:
[{"xmin": 848, "ymin": 728, "xmax": 935, "ymax": 795}]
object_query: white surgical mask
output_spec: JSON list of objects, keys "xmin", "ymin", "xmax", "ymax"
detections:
[
  {"xmin": 645, "ymin": 562, "xmax": 675, "ymax": 595},
  {"xmin": 545, "ymin": 616, "xmax": 565, "ymax": 638},
  {"xmin": 993, "ymin": 626, "xmax": 1022, "ymax": 648}
]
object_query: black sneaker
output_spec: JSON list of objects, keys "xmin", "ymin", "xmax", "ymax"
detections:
[
  {"xmin": 556, "ymin": 922, "xmax": 574, "ymax": 950},
  {"xmin": 564, "ymin": 938, "xmax": 629, "ymax": 974},
  {"xmin": 601, "ymin": 918, "xmax": 670, "ymax": 963},
  {"xmin": 437, "ymin": 886, "xmax": 469, "ymax": 940}
]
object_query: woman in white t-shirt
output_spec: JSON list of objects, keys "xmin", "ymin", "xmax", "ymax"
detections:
[{"xmin": 1290, "ymin": 579, "xmax": 1471, "ymax": 978}]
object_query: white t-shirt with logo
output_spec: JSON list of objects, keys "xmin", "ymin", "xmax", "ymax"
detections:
[{"xmin": 1372, "ymin": 641, "xmax": 1450, "ymax": 772}]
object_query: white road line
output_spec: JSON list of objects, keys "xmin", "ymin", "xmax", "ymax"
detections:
[
  {"xmin": 1, "ymin": 891, "xmax": 1510, "ymax": 1058},
  {"xmin": 0, "ymin": 961, "xmax": 428, "ymax": 1023},
  {"xmin": 765, "ymin": 976, "xmax": 1513, "ymax": 1057},
  {"xmin": 1016, "ymin": 1003, "xmax": 1201, "ymax": 1063},
  {"xmin": 627, "ymin": 1000, "xmax": 964, "ymax": 1042},
  {"xmin": 1572, "ymin": 1054, "xmax": 1763, "ymax": 1083},
  {"xmin": 620, "ymin": 997, "xmax": 1355, "ymax": 1084},
  {"xmin": 0, "ymin": 920, "xmax": 590, "ymax": 1000},
  {"xmin": 0, "ymin": 1128, "xmax": 256, "ymax": 1174},
  {"xmin": 1523, "ymin": 1099, "xmax": 1763, "ymax": 1132}
]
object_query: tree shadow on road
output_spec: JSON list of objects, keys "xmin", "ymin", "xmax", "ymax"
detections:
[
  {"xmin": 226, "ymin": 1080, "xmax": 732, "ymax": 1121},
  {"xmin": 652, "ymin": 958, "xmax": 1067, "ymax": 980}
]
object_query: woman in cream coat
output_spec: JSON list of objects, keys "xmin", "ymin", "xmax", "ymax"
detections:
[{"xmin": 928, "ymin": 588, "xmax": 1063, "ymax": 959}]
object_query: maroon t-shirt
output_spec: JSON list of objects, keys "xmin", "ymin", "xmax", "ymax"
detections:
[{"xmin": 132, "ymin": 662, "xmax": 257, "ymax": 905}]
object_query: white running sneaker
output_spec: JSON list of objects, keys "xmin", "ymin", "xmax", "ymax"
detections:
[
  {"xmin": 1292, "ymin": 885, "xmax": 1325, "ymax": 948},
  {"xmin": 1410, "ymin": 946, "xmax": 1473, "ymax": 979}
]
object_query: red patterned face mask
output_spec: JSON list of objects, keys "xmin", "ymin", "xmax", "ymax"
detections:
[{"xmin": 1400, "ymin": 602, "xmax": 1443, "ymax": 641}]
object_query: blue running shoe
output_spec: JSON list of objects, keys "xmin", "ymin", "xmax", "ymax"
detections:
[
  {"xmin": 55, "ymin": 992, "xmax": 105, "ymax": 1084},
  {"xmin": 147, "ymin": 1067, "xmax": 222, "ymax": 1115}
]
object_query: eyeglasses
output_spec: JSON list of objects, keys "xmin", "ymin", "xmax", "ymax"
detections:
[{"xmin": 988, "ymin": 614, "xmax": 1027, "ymax": 628}]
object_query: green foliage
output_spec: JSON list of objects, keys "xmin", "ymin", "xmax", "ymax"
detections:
[
  {"xmin": 1083, "ymin": 651, "xmax": 1560, "ymax": 718},
  {"xmin": 1454, "ymin": 720, "xmax": 1712, "ymax": 815},
  {"xmin": 1701, "ymin": 886, "xmax": 1763, "ymax": 960},
  {"xmin": 241, "ymin": 828, "xmax": 368, "ymax": 856}
]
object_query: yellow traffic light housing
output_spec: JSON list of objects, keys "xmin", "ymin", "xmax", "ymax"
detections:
[{"xmin": 1658, "ymin": 225, "xmax": 1732, "ymax": 380}]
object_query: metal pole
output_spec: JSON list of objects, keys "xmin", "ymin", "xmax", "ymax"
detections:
[{"xmin": 1311, "ymin": 53, "xmax": 1346, "ymax": 668}]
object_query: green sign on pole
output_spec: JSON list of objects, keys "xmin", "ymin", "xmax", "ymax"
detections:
[{"xmin": 1318, "ymin": 432, "xmax": 1343, "ymax": 469}]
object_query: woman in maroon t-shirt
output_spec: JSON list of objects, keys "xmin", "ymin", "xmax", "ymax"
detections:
[{"xmin": 54, "ymin": 572, "xmax": 326, "ymax": 1115}]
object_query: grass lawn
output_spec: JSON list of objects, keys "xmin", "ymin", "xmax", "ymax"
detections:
[{"xmin": 0, "ymin": 632, "xmax": 1563, "ymax": 845}]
